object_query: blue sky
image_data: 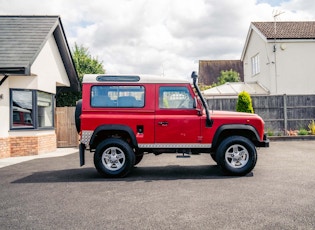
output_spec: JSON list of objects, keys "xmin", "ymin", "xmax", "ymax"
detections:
[
  {"xmin": 0, "ymin": 0, "xmax": 314, "ymax": 77},
  {"xmin": 257, "ymin": 0, "xmax": 290, "ymax": 6}
]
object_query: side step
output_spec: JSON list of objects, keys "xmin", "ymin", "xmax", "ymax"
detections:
[{"xmin": 176, "ymin": 153, "xmax": 191, "ymax": 158}]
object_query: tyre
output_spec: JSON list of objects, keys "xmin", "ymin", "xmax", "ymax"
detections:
[
  {"xmin": 216, "ymin": 136, "xmax": 257, "ymax": 176},
  {"xmin": 75, "ymin": 99, "xmax": 82, "ymax": 133},
  {"xmin": 94, "ymin": 138, "xmax": 135, "ymax": 178},
  {"xmin": 210, "ymin": 153, "xmax": 217, "ymax": 163},
  {"xmin": 134, "ymin": 153, "xmax": 144, "ymax": 166}
]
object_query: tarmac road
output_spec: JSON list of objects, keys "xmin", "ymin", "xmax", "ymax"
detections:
[{"xmin": 0, "ymin": 141, "xmax": 314, "ymax": 230}]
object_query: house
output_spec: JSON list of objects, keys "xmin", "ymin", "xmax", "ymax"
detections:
[
  {"xmin": 199, "ymin": 60, "xmax": 244, "ymax": 85},
  {"xmin": 241, "ymin": 21, "xmax": 315, "ymax": 95},
  {"xmin": 0, "ymin": 16, "xmax": 80, "ymax": 158}
]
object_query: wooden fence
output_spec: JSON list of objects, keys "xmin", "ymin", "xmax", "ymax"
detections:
[
  {"xmin": 55, "ymin": 107, "xmax": 78, "ymax": 147},
  {"xmin": 206, "ymin": 94, "xmax": 315, "ymax": 135}
]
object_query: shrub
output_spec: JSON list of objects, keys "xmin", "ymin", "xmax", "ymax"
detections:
[
  {"xmin": 217, "ymin": 69, "xmax": 240, "ymax": 86},
  {"xmin": 308, "ymin": 120, "xmax": 315, "ymax": 135},
  {"xmin": 298, "ymin": 129, "xmax": 309, "ymax": 135},
  {"xmin": 236, "ymin": 91, "xmax": 254, "ymax": 113},
  {"xmin": 266, "ymin": 129, "xmax": 274, "ymax": 136},
  {"xmin": 286, "ymin": 129, "xmax": 298, "ymax": 136}
]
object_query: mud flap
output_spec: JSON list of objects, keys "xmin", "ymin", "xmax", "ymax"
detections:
[{"xmin": 79, "ymin": 143, "xmax": 86, "ymax": 166}]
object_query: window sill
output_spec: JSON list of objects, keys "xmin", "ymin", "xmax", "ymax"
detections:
[{"xmin": 9, "ymin": 129, "xmax": 55, "ymax": 137}]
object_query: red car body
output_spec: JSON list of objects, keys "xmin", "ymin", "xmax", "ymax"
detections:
[{"xmin": 77, "ymin": 73, "xmax": 269, "ymax": 177}]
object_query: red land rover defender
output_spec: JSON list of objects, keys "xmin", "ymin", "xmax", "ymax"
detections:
[{"xmin": 76, "ymin": 72, "xmax": 269, "ymax": 177}]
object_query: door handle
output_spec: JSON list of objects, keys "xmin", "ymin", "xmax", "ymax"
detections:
[{"xmin": 158, "ymin": 121, "xmax": 168, "ymax": 126}]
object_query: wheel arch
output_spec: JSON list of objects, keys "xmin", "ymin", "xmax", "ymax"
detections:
[
  {"xmin": 89, "ymin": 124, "xmax": 138, "ymax": 150},
  {"xmin": 212, "ymin": 124, "xmax": 260, "ymax": 150}
]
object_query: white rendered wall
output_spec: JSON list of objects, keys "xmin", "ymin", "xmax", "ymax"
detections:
[
  {"xmin": 31, "ymin": 35, "xmax": 70, "ymax": 94},
  {"xmin": 275, "ymin": 41, "xmax": 315, "ymax": 95},
  {"xmin": 2, "ymin": 35, "xmax": 71, "ymax": 138},
  {"xmin": 243, "ymin": 29, "xmax": 315, "ymax": 95}
]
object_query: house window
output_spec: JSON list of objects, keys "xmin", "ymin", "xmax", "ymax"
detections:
[
  {"xmin": 37, "ymin": 91, "xmax": 54, "ymax": 128},
  {"xmin": 11, "ymin": 90, "xmax": 34, "ymax": 128},
  {"xmin": 10, "ymin": 89, "xmax": 54, "ymax": 129},
  {"xmin": 251, "ymin": 54, "xmax": 260, "ymax": 76}
]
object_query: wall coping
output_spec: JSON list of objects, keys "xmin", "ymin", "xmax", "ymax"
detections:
[{"xmin": 269, "ymin": 135, "xmax": 315, "ymax": 141}]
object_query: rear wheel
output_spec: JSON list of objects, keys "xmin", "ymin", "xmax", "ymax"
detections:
[
  {"xmin": 134, "ymin": 153, "xmax": 144, "ymax": 166},
  {"xmin": 94, "ymin": 138, "xmax": 135, "ymax": 178},
  {"xmin": 216, "ymin": 136, "xmax": 257, "ymax": 176}
]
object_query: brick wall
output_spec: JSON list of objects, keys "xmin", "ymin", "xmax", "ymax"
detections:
[
  {"xmin": 38, "ymin": 134, "xmax": 56, "ymax": 154},
  {"xmin": 0, "ymin": 133, "xmax": 57, "ymax": 158},
  {"xmin": 0, "ymin": 137, "xmax": 10, "ymax": 158},
  {"xmin": 10, "ymin": 136, "xmax": 38, "ymax": 157}
]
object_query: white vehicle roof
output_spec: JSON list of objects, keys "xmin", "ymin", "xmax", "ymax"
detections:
[{"xmin": 83, "ymin": 74, "xmax": 191, "ymax": 84}]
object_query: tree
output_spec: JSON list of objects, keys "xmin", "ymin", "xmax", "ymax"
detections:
[
  {"xmin": 56, "ymin": 44, "xmax": 105, "ymax": 107},
  {"xmin": 236, "ymin": 91, "xmax": 254, "ymax": 113},
  {"xmin": 72, "ymin": 43, "xmax": 105, "ymax": 82},
  {"xmin": 216, "ymin": 69, "xmax": 240, "ymax": 86}
]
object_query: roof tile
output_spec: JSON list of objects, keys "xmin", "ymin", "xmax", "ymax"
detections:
[
  {"xmin": 0, "ymin": 16, "xmax": 59, "ymax": 71},
  {"xmin": 0, "ymin": 16, "xmax": 80, "ymax": 91},
  {"xmin": 252, "ymin": 21, "xmax": 315, "ymax": 39}
]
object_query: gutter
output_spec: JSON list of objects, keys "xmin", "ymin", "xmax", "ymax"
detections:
[
  {"xmin": 0, "ymin": 74, "xmax": 9, "ymax": 86},
  {"xmin": 0, "ymin": 67, "xmax": 26, "ymax": 86}
]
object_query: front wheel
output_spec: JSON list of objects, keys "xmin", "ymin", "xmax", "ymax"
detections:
[
  {"xmin": 94, "ymin": 138, "xmax": 135, "ymax": 178},
  {"xmin": 216, "ymin": 136, "xmax": 257, "ymax": 176},
  {"xmin": 210, "ymin": 153, "xmax": 217, "ymax": 163}
]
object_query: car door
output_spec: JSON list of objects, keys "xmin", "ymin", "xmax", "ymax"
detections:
[{"xmin": 155, "ymin": 84, "xmax": 202, "ymax": 144}]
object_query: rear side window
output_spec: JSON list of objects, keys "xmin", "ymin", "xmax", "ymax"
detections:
[{"xmin": 91, "ymin": 85, "xmax": 145, "ymax": 108}]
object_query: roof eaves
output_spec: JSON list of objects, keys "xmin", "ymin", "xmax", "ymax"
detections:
[
  {"xmin": 241, "ymin": 23, "xmax": 268, "ymax": 61},
  {"xmin": 0, "ymin": 67, "xmax": 26, "ymax": 75},
  {"xmin": 240, "ymin": 26, "xmax": 252, "ymax": 61},
  {"xmin": 53, "ymin": 17, "xmax": 80, "ymax": 92},
  {"xmin": 251, "ymin": 22, "xmax": 269, "ymax": 41}
]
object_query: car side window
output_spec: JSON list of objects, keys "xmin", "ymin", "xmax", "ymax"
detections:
[
  {"xmin": 159, "ymin": 86, "xmax": 194, "ymax": 109},
  {"xmin": 91, "ymin": 85, "xmax": 144, "ymax": 108}
]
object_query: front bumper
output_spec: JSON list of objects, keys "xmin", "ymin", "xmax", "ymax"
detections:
[{"xmin": 256, "ymin": 134, "xmax": 270, "ymax": 147}]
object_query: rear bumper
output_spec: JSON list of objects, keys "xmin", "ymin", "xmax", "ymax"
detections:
[{"xmin": 256, "ymin": 134, "xmax": 270, "ymax": 147}]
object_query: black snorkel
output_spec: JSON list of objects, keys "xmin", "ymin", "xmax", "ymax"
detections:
[{"xmin": 191, "ymin": 71, "xmax": 213, "ymax": 127}]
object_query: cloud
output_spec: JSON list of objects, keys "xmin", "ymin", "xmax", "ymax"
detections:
[{"xmin": 0, "ymin": 0, "xmax": 314, "ymax": 78}]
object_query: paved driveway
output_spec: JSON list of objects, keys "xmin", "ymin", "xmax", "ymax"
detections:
[{"xmin": 0, "ymin": 141, "xmax": 314, "ymax": 230}]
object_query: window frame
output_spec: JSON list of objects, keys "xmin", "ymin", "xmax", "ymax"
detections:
[
  {"xmin": 10, "ymin": 89, "xmax": 55, "ymax": 130},
  {"xmin": 251, "ymin": 54, "xmax": 260, "ymax": 76}
]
